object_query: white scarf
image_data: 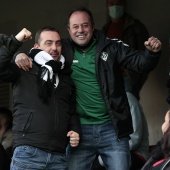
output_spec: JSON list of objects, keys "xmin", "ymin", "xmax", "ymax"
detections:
[{"xmin": 30, "ymin": 49, "xmax": 65, "ymax": 87}]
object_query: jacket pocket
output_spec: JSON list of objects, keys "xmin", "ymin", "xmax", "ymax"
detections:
[
  {"xmin": 13, "ymin": 108, "xmax": 33, "ymax": 137},
  {"xmin": 22, "ymin": 111, "xmax": 33, "ymax": 137}
]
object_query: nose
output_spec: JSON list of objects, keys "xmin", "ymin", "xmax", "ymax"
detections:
[
  {"xmin": 78, "ymin": 25, "xmax": 84, "ymax": 32},
  {"xmin": 51, "ymin": 43, "xmax": 57, "ymax": 50}
]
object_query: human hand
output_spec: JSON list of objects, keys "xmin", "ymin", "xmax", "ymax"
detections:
[
  {"xmin": 15, "ymin": 28, "xmax": 32, "ymax": 42},
  {"xmin": 67, "ymin": 130, "xmax": 80, "ymax": 147},
  {"xmin": 144, "ymin": 36, "xmax": 162, "ymax": 52},
  {"xmin": 15, "ymin": 53, "xmax": 32, "ymax": 71}
]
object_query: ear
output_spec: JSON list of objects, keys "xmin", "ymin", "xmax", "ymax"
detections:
[{"xmin": 34, "ymin": 43, "xmax": 39, "ymax": 49}]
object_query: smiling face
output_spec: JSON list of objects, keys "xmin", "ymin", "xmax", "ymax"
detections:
[
  {"xmin": 67, "ymin": 11, "xmax": 94, "ymax": 47},
  {"xmin": 162, "ymin": 110, "xmax": 170, "ymax": 134},
  {"xmin": 34, "ymin": 30, "xmax": 62, "ymax": 61}
]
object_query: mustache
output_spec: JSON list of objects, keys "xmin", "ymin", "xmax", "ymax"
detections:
[
  {"xmin": 77, "ymin": 32, "xmax": 86, "ymax": 36},
  {"xmin": 50, "ymin": 51, "xmax": 59, "ymax": 55}
]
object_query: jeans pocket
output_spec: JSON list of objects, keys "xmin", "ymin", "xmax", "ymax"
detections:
[
  {"xmin": 11, "ymin": 146, "xmax": 38, "ymax": 169},
  {"xmin": 14, "ymin": 145, "xmax": 37, "ymax": 158}
]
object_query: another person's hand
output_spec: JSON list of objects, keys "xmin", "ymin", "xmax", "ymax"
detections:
[
  {"xmin": 15, "ymin": 53, "xmax": 32, "ymax": 71},
  {"xmin": 67, "ymin": 130, "xmax": 80, "ymax": 147},
  {"xmin": 15, "ymin": 28, "xmax": 32, "ymax": 42},
  {"xmin": 144, "ymin": 36, "xmax": 162, "ymax": 52}
]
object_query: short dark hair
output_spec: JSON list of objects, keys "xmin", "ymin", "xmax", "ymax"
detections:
[
  {"xmin": 67, "ymin": 7, "xmax": 95, "ymax": 28},
  {"xmin": 0, "ymin": 107, "xmax": 13, "ymax": 130},
  {"xmin": 35, "ymin": 26, "xmax": 60, "ymax": 44}
]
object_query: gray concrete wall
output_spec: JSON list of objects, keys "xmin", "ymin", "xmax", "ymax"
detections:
[{"xmin": 126, "ymin": 0, "xmax": 170, "ymax": 145}]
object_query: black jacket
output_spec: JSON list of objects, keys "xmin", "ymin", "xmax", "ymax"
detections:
[
  {"xmin": 0, "ymin": 35, "xmax": 81, "ymax": 153},
  {"xmin": 0, "ymin": 144, "xmax": 10, "ymax": 170},
  {"xmin": 102, "ymin": 14, "xmax": 150, "ymax": 100},
  {"xmin": 61, "ymin": 29, "xmax": 160, "ymax": 138}
]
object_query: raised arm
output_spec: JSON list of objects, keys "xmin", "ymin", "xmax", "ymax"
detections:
[
  {"xmin": 15, "ymin": 28, "xmax": 32, "ymax": 42},
  {"xmin": 0, "ymin": 28, "xmax": 32, "ymax": 82}
]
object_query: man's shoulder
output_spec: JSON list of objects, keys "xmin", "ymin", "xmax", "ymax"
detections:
[
  {"xmin": 0, "ymin": 34, "xmax": 9, "ymax": 46},
  {"xmin": 126, "ymin": 14, "xmax": 147, "ymax": 28},
  {"xmin": 94, "ymin": 29, "xmax": 118, "ymax": 45}
]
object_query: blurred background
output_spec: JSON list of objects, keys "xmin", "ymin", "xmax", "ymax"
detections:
[{"xmin": 0, "ymin": 0, "xmax": 169, "ymax": 145}]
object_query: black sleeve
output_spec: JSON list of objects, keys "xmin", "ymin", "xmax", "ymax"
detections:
[
  {"xmin": 68, "ymin": 77, "xmax": 82, "ymax": 137},
  {"xmin": 0, "ymin": 35, "xmax": 21, "ymax": 83}
]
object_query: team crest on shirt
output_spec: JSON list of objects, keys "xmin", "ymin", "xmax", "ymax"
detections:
[
  {"xmin": 100, "ymin": 52, "xmax": 108, "ymax": 61},
  {"xmin": 73, "ymin": 60, "xmax": 78, "ymax": 63}
]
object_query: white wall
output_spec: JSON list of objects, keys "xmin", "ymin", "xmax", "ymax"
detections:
[{"xmin": 0, "ymin": 0, "xmax": 169, "ymax": 145}]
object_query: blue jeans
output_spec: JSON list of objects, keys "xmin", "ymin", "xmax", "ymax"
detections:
[
  {"xmin": 10, "ymin": 145, "xmax": 67, "ymax": 170},
  {"xmin": 67, "ymin": 121, "xmax": 130, "ymax": 170}
]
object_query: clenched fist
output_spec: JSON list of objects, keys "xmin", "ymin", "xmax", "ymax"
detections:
[{"xmin": 15, "ymin": 28, "xmax": 32, "ymax": 42}]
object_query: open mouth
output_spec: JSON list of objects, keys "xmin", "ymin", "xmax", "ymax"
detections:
[{"xmin": 77, "ymin": 34, "xmax": 86, "ymax": 39}]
